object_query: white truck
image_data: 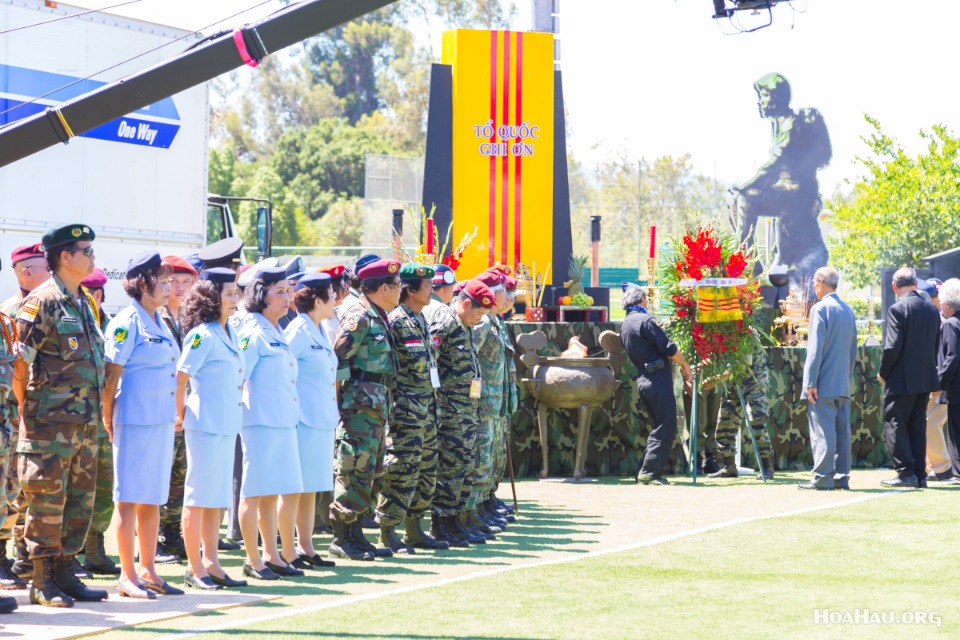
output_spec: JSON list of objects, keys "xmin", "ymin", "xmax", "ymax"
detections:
[{"xmin": 0, "ymin": 0, "xmax": 261, "ymax": 311}]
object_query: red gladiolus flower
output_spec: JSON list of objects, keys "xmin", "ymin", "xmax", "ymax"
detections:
[{"xmin": 725, "ymin": 251, "xmax": 747, "ymax": 278}]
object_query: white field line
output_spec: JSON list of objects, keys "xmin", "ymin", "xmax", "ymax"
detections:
[{"xmin": 160, "ymin": 490, "xmax": 898, "ymax": 639}]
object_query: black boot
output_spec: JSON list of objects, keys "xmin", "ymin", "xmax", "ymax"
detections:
[
  {"xmin": 0, "ymin": 541, "xmax": 26, "ymax": 589},
  {"xmin": 70, "ymin": 556, "xmax": 92, "ymax": 580},
  {"xmin": 379, "ymin": 525, "xmax": 415, "ymax": 555},
  {"xmin": 480, "ymin": 502, "xmax": 507, "ymax": 529},
  {"xmin": 430, "ymin": 513, "xmax": 468, "ymax": 548},
  {"xmin": 452, "ymin": 513, "xmax": 487, "ymax": 544},
  {"xmin": 757, "ymin": 456, "xmax": 775, "ymax": 480},
  {"xmin": 54, "ymin": 556, "xmax": 107, "ymax": 602},
  {"xmin": 154, "ymin": 538, "xmax": 182, "ymax": 564},
  {"xmin": 328, "ymin": 521, "xmax": 374, "ymax": 561},
  {"xmin": 350, "ymin": 520, "xmax": 392, "ymax": 558},
  {"xmin": 403, "ymin": 516, "xmax": 449, "ymax": 550},
  {"xmin": 160, "ymin": 523, "xmax": 187, "ymax": 559},
  {"xmin": 82, "ymin": 530, "xmax": 120, "ymax": 575},
  {"xmin": 468, "ymin": 509, "xmax": 500, "ymax": 536},
  {"xmin": 0, "ymin": 595, "xmax": 15, "ymax": 613},
  {"xmin": 11, "ymin": 538, "xmax": 31, "ymax": 579},
  {"xmin": 708, "ymin": 456, "xmax": 738, "ymax": 478},
  {"xmin": 702, "ymin": 453, "xmax": 722, "ymax": 475},
  {"xmin": 29, "ymin": 557, "xmax": 73, "ymax": 608}
]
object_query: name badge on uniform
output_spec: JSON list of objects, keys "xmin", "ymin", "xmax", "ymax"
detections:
[
  {"xmin": 469, "ymin": 378, "xmax": 482, "ymax": 399},
  {"xmin": 310, "ymin": 345, "xmax": 324, "ymax": 350},
  {"xmin": 146, "ymin": 337, "xmax": 163, "ymax": 344},
  {"xmin": 429, "ymin": 366, "xmax": 441, "ymax": 389},
  {"xmin": 269, "ymin": 342, "xmax": 282, "ymax": 347},
  {"xmin": 61, "ymin": 315, "xmax": 78, "ymax": 324}
]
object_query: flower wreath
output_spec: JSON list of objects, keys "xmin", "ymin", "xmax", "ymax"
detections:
[{"xmin": 657, "ymin": 225, "xmax": 765, "ymax": 384}]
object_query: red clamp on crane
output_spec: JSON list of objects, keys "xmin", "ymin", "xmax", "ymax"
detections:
[{"xmin": 233, "ymin": 26, "xmax": 268, "ymax": 68}]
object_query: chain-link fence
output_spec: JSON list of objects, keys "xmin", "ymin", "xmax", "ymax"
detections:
[{"xmin": 363, "ymin": 153, "xmax": 425, "ymax": 249}]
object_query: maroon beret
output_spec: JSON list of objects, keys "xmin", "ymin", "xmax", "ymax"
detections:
[
  {"xmin": 453, "ymin": 280, "xmax": 467, "ymax": 295},
  {"xmin": 503, "ymin": 275, "xmax": 517, "ymax": 292},
  {"xmin": 11, "ymin": 243, "xmax": 45, "ymax": 266},
  {"xmin": 475, "ymin": 270, "xmax": 504, "ymax": 288},
  {"xmin": 463, "ymin": 280, "xmax": 496, "ymax": 309},
  {"xmin": 163, "ymin": 255, "xmax": 198, "ymax": 276},
  {"xmin": 81, "ymin": 268, "xmax": 107, "ymax": 289},
  {"xmin": 358, "ymin": 259, "xmax": 401, "ymax": 281}
]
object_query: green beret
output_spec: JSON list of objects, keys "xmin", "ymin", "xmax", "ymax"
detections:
[
  {"xmin": 398, "ymin": 262, "xmax": 435, "ymax": 282},
  {"xmin": 42, "ymin": 223, "xmax": 95, "ymax": 250}
]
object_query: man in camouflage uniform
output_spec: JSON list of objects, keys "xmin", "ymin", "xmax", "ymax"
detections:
[
  {"xmin": 330, "ymin": 258, "xmax": 401, "ymax": 561},
  {"xmin": 337, "ymin": 254, "xmax": 380, "ymax": 319},
  {"xmin": 423, "ymin": 264, "xmax": 457, "ymax": 324},
  {"xmin": 75, "ymin": 268, "xmax": 119, "ymax": 576},
  {"xmin": 711, "ymin": 343, "xmax": 776, "ymax": 480},
  {"xmin": 375, "ymin": 262, "xmax": 449, "ymax": 553},
  {"xmin": 13, "ymin": 224, "xmax": 107, "ymax": 607},
  {"xmin": 155, "ymin": 255, "xmax": 197, "ymax": 563},
  {"xmin": 429, "ymin": 280, "xmax": 496, "ymax": 546},
  {"xmin": 467, "ymin": 271, "xmax": 509, "ymax": 540},
  {"xmin": 486, "ymin": 275, "xmax": 518, "ymax": 522},
  {"xmin": 1, "ymin": 243, "xmax": 49, "ymax": 583}
]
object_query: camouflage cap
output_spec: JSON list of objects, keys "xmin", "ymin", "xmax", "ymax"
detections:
[
  {"xmin": 399, "ymin": 262, "xmax": 435, "ymax": 282},
  {"xmin": 42, "ymin": 223, "xmax": 95, "ymax": 250}
]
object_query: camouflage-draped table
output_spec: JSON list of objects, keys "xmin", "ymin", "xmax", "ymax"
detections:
[{"xmin": 505, "ymin": 321, "xmax": 888, "ymax": 478}]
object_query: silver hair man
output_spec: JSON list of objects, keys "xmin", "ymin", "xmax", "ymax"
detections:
[
  {"xmin": 813, "ymin": 266, "xmax": 840, "ymax": 290},
  {"xmin": 939, "ymin": 278, "xmax": 960, "ymax": 313},
  {"xmin": 621, "ymin": 286, "xmax": 648, "ymax": 309}
]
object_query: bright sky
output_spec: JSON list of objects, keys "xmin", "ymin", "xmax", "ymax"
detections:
[{"xmin": 60, "ymin": 0, "xmax": 960, "ymax": 195}]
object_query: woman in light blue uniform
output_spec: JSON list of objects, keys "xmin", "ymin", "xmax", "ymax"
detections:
[
  {"xmin": 174, "ymin": 268, "xmax": 247, "ymax": 591},
  {"xmin": 237, "ymin": 267, "xmax": 304, "ymax": 580},
  {"xmin": 103, "ymin": 251, "xmax": 183, "ymax": 599},
  {"xmin": 284, "ymin": 273, "xmax": 339, "ymax": 568}
]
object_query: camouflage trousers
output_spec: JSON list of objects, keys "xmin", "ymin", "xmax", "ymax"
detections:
[
  {"xmin": 683, "ymin": 388, "xmax": 720, "ymax": 455},
  {"xmin": 1, "ymin": 417, "xmax": 26, "ymax": 542},
  {"xmin": 433, "ymin": 402, "xmax": 478, "ymax": 517},
  {"xmin": 88, "ymin": 431, "xmax": 115, "ymax": 534},
  {"xmin": 18, "ymin": 419, "xmax": 98, "ymax": 558},
  {"xmin": 375, "ymin": 416, "xmax": 438, "ymax": 526},
  {"xmin": 716, "ymin": 374, "xmax": 774, "ymax": 463},
  {"xmin": 160, "ymin": 430, "xmax": 186, "ymax": 526},
  {"xmin": 0, "ymin": 410, "xmax": 12, "ymax": 536},
  {"xmin": 489, "ymin": 414, "xmax": 508, "ymax": 496},
  {"xmin": 330, "ymin": 409, "xmax": 385, "ymax": 525},
  {"xmin": 467, "ymin": 417, "xmax": 496, "ymax": 510}
]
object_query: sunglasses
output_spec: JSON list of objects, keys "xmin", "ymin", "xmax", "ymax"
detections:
[{"xmin": 67, "ymin": 246, "xmax": 95, "ymax": 257}]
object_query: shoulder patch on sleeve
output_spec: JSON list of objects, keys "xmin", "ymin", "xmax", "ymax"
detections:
[
  {"xmin": 190, "ymin": 334, "xmax": 203, "ymax": 350},
  {"xmin": 345, "ymin": 317, "xmax": 359, "ymax": 332},
  {"xmin": 18, "ymin": 302, "xmax": 39, "ymax": 323},
  {"xmin": 114, "ymin": 327, "xmax": 128, "ymax": 344},
  {"xmin": 432, "ymin": 335, "xmax": 442, "ymax": 349}
]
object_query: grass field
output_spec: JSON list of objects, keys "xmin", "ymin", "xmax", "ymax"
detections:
[{"xmin": 20, "ymin": 470, "xmax": 960, "ymax": 640}]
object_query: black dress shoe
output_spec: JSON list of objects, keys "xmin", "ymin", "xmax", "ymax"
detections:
[
  {"xmin": 184, "ymin": 571, "xmax": 222, "ymax": 591},
  {"xmin": 298, "ymin": 551, "xmax": 336, "ymax": 568},
  {"xmin": 218, "ymin": 538, "xmax": 241, "ymax": 551},
  {"xmin": 264, "ymin": 561, "xmax": 304, "ymax": 577},
  {"xmin": 880, "ymin": 476, "xmax": 919, "ymax": 488},
  {"xmin": 242, "ymin": 563, "xmax": 281, "ymax": 580},
  {"xmin": 288, "ymin": 557, "xmax": 313, "ymax": 571},
  {"xmin": 209, "ymin": 572, "xmax": 247, "ymax": 588},
  {"xmin": 797, "ymin": 481, "xmax": 833, "ymax": 491}
]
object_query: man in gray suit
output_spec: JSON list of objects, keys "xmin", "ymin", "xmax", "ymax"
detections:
[{"xmin": 801, "ymin": 267, "xmax": 858, "ymax": 490}]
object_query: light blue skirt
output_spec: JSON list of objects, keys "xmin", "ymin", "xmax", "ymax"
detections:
[
  {"xmin": 240, "ymin": 424, "xmax": 304, "ymax": 498},
  {"xmin": 297, "ymin": 423, "xmax": 334, "ymax": 493},
  {"xmin": 184, "ymin": 429, "xmax": 236, "ymax": 508},
  {"xmin": 113, "ymin": 423, "xmax": 174, "ymax": 505}
]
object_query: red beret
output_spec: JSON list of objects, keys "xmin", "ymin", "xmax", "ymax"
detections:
[
  {"xmin": 490, "ymin": 264, "xmax": 513, "ymax": 276},
  {"xmin": 317, "ymin": 264, "xmax": 346, "ymax": 278},
  {"xmin": 503, "ymin": 275, "xmax": 517, "ymax": 292},
  {"xmin": 453, "ymin": 280, "xmax": 467, "ymax": 295},
  {"xmin": 163, "ymin": 255, "xmax": 198, "ymax": 276},
  {"xmin": 463, "ymin": 280, "xmax": 496, "ymax": 309},
  {"xmin": 11, "ymin": 243, "xmax": 45, "ymax": 266},
  {"xmin": 475, "ymin": 270, "xmax": 503, "ymax": 288},
  {"xmin": 81, "ymin": 268, "xmax": 107, "ymax": 289},
  {"xmin": 358, "ymin": 259, "xmax": 401, "ymax": 280}
]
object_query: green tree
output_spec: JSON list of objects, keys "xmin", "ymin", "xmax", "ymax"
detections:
[
  {"xmin": 231, "ymin": 164, "xmax": 317, "ymax": 249},
  {"xmin": 829, "ymin": 117, "xmax": 960, "ymax": 287},
  {"xmin": 272, "ymin": 118, "xmax": 397, "ymax": 219}
]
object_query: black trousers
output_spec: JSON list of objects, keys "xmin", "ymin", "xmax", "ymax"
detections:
[
  {"xmin": 883, "ymin": 391, "xmax": 928, "ymax": 480},
  {"xmin": 637, "ymin": 375, "xmax": 677, "ymax": 476},
  {"xmin": 945, "ymin": 403, "xmax": 960, "ymax": 478}
]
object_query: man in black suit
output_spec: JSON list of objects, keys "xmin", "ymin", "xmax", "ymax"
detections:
[
  {"xmin": 935, "ymin": 278, "xmax": 960, "ymax": 484},
  {"xmin": 878, "ymin": 267, "xmax": 942, "ymax": 488}
]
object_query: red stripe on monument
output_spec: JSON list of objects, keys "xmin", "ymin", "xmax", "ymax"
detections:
[
  {"xmin": 514, "ymin": 32, "xmax": 523, "ymax": 268},
  {"xmin": 488, "ymin": 31, "xmax": 498, "ymax": 266},
  {"xmin": 501, "ymin": 31, "xmax": 511, "ymax": 266}
]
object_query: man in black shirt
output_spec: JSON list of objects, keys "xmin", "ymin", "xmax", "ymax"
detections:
[{"xmin": 619, "ymin": 286, "xmax": 693, "ymax": 484}]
